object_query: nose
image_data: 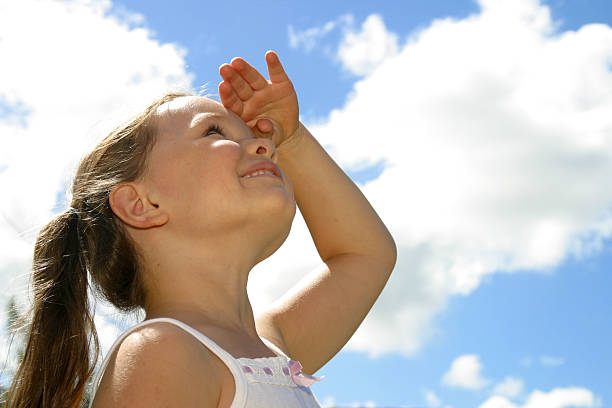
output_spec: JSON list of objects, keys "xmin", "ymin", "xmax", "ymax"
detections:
[{"xmin": 246, "ymin": 137, "xmax": 277, "ymax": 162}]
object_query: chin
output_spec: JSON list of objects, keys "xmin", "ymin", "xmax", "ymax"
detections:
[
  {"xmin": 265, "ymin": 189, "xmax": 297, "ymax": 226},
  {"xmin": 254, "ymin": 205, "xmax": 295, "ymax": 265}
]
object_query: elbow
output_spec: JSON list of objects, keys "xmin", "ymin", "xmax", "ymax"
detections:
[
  {"xmin": 378, "ymin": 236, "xmax": 398, "ymax": 273},
  {"xmin": 386, "ymin": 230, "xmax": 398, "ymax": 263},
  {"xmin": 387, "ymin": 241, "xmax": 398, "ymax": 272}
]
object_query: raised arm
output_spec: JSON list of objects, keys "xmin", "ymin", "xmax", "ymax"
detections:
[{"xmin": 218, "ymin": 51, "xmax": 397, "ymax": 374}]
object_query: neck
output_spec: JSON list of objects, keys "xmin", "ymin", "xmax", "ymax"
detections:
[{"xmin": 141, "ymin": 237, "xmax": 263, "ymax": 338}]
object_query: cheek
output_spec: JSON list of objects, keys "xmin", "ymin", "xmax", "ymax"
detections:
[
  {"xmin": 148, "ymin": 141, "xmax": 241, "ymax": 202},
  {"xmin": 147, "ymin": 150, "xmax": 199, "ymax": 199}
]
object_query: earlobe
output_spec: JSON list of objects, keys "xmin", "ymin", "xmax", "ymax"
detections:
[{"xmin": 109, "ymin": 183, "xmax": 168, "ymax": 229}]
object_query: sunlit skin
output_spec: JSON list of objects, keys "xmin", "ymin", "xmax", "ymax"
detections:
[
  {"xmin": 98, "ymin": 51, "xmax": 396, "ymax": 407},
  {"xmin": 117, "ymin": 52, "xmax": 304, "ymax": 345},
  {"xmin": 111, "ymin": 96, "xmax": 296, "ymax": 344}
]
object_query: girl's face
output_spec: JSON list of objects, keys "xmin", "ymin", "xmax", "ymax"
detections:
[{"xmin": 142, "ymin": 96, "xmax": 295, "ymax": 244}]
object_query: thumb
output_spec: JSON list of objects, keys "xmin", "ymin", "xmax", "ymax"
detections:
[
  {"xmin": 255, "ymin": 118, "xmax": 274, "ymax": 134},
  {"xmin": 251, "ymin": 118, "xmax": 285, "ymax": 147}
]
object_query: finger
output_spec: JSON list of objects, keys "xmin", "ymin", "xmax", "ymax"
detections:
[
  {"xmin": 230, "ymin": 57, "xmax": 268, "ymax": 91},
  {"xmin": 252, "ymin": 119, "xmax": 282, "ymax": 147},
  {"xmin": 219, "ymin": 63, "xmax": 253, "ymax": 101},
  {"xmin": 265, "ymin": 50, "xmax": 290, "ymax": 83},
  {"xmin": 249, "ymin": 119, "xmax": 273, "ymax": 141},
  {"xmin": 255, "ymin": 118, "xmax": 273, "ymax": 134},
  {"xmin": 218, "ymin": 81, "xmax": 243, "ymax": 117}
]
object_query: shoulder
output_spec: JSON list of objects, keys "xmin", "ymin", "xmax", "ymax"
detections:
[{"xmin": 91, "ymin": 322, "xmax": 223, "ymax": 408}]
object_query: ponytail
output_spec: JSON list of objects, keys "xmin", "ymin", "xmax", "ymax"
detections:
[
  {"xmin": 6, "ymin": 209, "xmax": 99, "ymax": 408},
  {"xmin": 5, "ymin": 92, "xmax": 189, "ymax": 408}
]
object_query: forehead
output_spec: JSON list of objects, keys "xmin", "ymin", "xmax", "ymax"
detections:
[{"xmin": 154, "ymin": 96, "xmax": 231, "ymax": 133}]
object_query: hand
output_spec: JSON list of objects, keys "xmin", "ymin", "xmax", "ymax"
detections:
[{"xmin": 218, "ymin": 51, "xmax": 299, "ymax": 148}]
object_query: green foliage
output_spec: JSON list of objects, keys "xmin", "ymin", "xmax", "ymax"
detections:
[
  {"xmin": 0, "ymin": 297, "xmax": 94, "ymax": 407},
  {"xmin": 0, "ymin": 296, "xmax": 26, "ymax": 407}
]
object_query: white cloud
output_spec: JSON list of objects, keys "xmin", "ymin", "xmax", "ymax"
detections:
[
  {"xmin": 294, "ymin": 0, "xmax": 612, "ymax": 356},
  {"xmin": 288, "ymin": 14, "xmax": 399, "ymax": 76},
  {"xmin": 425, "ymin": 390, "xmax": 443, "ymax": 408},
  {"xmin": 539, "ymin": 355, "xmax": 565, "ymax": 367},
  {"xmin": 0, "ymin": 0, "xmax": 611, "ymax": 386},
  {"xmin": 288, "ymin": 15, "xmax": 353, "ymax": 53},
  {"xmin": 479, "ymin": 386, "xmax": 599, "ymax": 408},
  {"xmin": 480, "ymin": 396, "xmax": 517, "ymax": 408},
  {"xmin": 0, "ymin": 330, "xmax": 21, "ymax": 378},
  {"xmin": 337, "ymin": 14, "xmax": 399, "ymax": 76},
  {"xmin": 520, "ymin": 355, "xmax": 565, "ymax": 368},
  {"xmin": 0, "ymin": 0, "xmax": 192, "ymax": 364},
  {"xmin": 493, "ymin": 377, "xmax": 525, "ymax": 399},
  {"xmin": 442, "ymin": 354, "xmax": 490, "ymax": 390},
  {"xmin": 349, "ymin": 401, "xmax": 377, "ymax": 408},
  {"xmin": 319, "ymin": 395, "xmax": 378, "ymax": 408},
  {"xmin": 321, "ymin": 395, "xmax": 336, "ymax": 408}
]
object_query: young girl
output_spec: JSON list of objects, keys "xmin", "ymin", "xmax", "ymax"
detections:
[{"xmin": 6, "ymin": 51, "xmax": 396, "ymax": 407}]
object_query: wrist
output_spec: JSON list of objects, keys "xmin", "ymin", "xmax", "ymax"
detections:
[{"xmin": 277, "ymin": 122, "xmax": 307, "ymax": 154}]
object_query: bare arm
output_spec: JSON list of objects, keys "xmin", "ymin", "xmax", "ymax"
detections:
[
  {"xmin": 219, "ymin": 51, "xmax": 397, "ymax": 374},
  {"xmin": 262, "ymin": 123, "xmax": 396, "ymax": 373}
]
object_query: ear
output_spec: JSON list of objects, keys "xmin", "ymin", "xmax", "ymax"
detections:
[{"xmin": 109, "ymin": 183, "xmax": 168, "ymax": 229}]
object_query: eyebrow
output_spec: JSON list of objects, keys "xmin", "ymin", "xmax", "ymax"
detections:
[{"xmin": 189, "ymin": 112, "xmax": 224, "ymax": 129}]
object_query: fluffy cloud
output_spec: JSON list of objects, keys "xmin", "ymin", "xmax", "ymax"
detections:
[
  {"xmin": 442, "ymin": 354, "xmax": 491, "ymax": 390},
  {"xmin": 1, "ymin": 0, "xmax": 612, "ymax": 381},
  {"xmin": 0, "ymin": 0, "xmax": 192, "ymax": 359},
  {"xmin": 320, "ymin": 395, "xmax": 336, "ymax": 408},
  {"xmin": 424, "ymin": 390, "xmax": 443, "ymax": 408},
  {"xmin": 337, "ymin": 14, "xmax": 400, "ymax": 76},
  {"xmin": 479, "ymin": 386, "xmax": 599, "ymax": 408},
  {"xmin": 493, "ymin": 377, "xmax": 525, "ymax": 399},
  {"xmin": 288, "ymin": 14, "xmax": 353, "ymax": 53},
  {"xmin": 438, "ymin": 356, "xmax": 597, "ymax": 407},
  {"xmin": 289, "ymin": 14, "xmax": 399, "ymax": 76},
  {"xmin": 436, "ymin": 356, "xmax": 598, "ymax": 408},
  {"xmin": 284, "ymin": 0, "xmax": 612, "ymax": 356},
  {"xmin": 349, "ymin": 401, "xmax": 377, "ymax": 408},
  {"xmin": 319, "ymin": 397, "xmax": 379, "ymax": 408}
]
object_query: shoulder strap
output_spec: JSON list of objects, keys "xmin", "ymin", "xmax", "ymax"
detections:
[
  {"xmin": 89, "ymin": 317, "xmax": 247, "ymax": 408},
  {"xmin": 261, "ymin": 337, "xmax": 290, "ymax": 360}
]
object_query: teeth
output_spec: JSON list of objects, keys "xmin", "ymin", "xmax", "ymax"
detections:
[{"xmin": 243, "ymin": 169, "xmax": 275, "ymax": 179}]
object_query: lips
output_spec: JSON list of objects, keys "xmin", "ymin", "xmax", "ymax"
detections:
[{"xmin": 240, "ymin": 160, "xmax": 282, "ymax": 179}]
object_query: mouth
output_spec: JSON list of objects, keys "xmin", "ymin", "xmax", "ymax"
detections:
[
  {"xmin": 241, "ymin": 169, "xmax": 281, "ymax": 180},
  {"xmin": 240, "ymin": 161, "xmax": 282, "ymax": 179}
]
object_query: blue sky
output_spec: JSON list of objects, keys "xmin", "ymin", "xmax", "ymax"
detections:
[
  {"xmin": 1, "ymin": 0, "xmax": 611, "ymax": 407},
  {"xmin": 108, "ymin": 0, "xmax": 612, "ymax": 119},
  {"xmin": 106, "ymin": 1, "xmax": 612, "ymax": 405}
]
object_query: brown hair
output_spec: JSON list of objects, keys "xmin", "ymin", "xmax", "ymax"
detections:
[{"xmin": 4, "ymin": 92, "xmax": 190, "ymax": 408}]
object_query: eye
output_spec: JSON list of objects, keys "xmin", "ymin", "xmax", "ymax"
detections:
[{"xmin": 204, "ymin": 124, "xmax": 225, "ymax": 137}]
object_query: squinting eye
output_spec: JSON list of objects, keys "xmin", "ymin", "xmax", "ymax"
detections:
[{"xmin": 205, "ymin": 124, "xmax": 224, "ymax": 137}]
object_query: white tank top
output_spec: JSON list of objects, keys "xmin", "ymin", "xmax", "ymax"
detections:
[{"xmin": 88, "ymin": 317, "xmax": 323, "ymax": 407}]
